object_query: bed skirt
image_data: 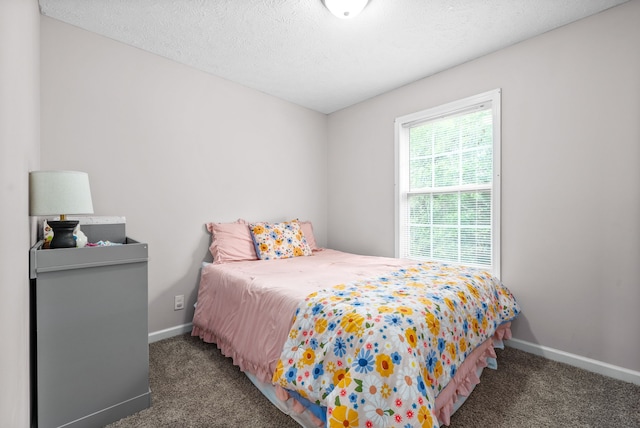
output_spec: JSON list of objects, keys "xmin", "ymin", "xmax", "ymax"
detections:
[{"xmin": 194, "ymin": 322, "xmax": 513, "ymax": 427}]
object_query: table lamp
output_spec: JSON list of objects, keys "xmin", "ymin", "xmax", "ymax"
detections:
[{"xmin": 29, "ymin": 170, "xmax": 94, "ymax": 248}]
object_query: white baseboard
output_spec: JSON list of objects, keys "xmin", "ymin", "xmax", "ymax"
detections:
[
  {"xmin": 506, "ymin": 338, "xmax": 640, "ymax": 386},
  {"xmin": 148, "ymin": 322, "xmax": 193, "ymax": 343}
]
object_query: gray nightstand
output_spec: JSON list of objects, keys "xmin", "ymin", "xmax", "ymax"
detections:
[{"xmin": 29, "ymin": 237, "xmax": 151, "ymax": 428}]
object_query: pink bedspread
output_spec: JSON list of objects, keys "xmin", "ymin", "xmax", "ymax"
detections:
[
  {"xmin": 192, "ymin": 249, "xmax": 413, "ymax": 383},
  {"xmin": 191, "ymin": 249, "xmax": 518, "ymax": 426}
]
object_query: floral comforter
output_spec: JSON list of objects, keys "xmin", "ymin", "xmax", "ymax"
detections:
[{"xmin": 272, "ymin": 262, "xmax": 520, "ymax": 428}]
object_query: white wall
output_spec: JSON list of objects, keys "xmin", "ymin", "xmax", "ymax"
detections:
[
  {"xmin": 327, "ymin": 1, "xmax": 640, "ymax": 373},
  {"xmin": 40, "ymin": 17, "xmax": 328, "ymax": 334},
  {"xmin": 0, "ymin": 0, "xmax": 40, "ymax": 426}
]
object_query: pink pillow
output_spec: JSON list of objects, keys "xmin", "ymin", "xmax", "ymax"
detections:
[
  {"xmin": 206, "ymin": 219, "xmax": 258, "ymax": 264},
  {"xmin": 299, "ymin": 221, "xmax": 319, "ymax": 251}
]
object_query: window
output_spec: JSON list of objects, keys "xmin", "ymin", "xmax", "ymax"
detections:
[{"xmin": 395, "ymin": 89, "xmax": 501, "ymax": 275}]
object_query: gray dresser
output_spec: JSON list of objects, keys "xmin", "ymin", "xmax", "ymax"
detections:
[{"xmin": 29, "ymin": 234, "xmax": 151, "ymax": 428}]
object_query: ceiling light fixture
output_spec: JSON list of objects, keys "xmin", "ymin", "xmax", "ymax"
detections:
[{"xmin": 323, "ymin": 0, "xmax": 369, "ymax": 19}]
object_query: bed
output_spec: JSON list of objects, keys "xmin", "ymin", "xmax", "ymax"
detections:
[{"xmin": 192, "ymin": 220, "xmax": 520, "ymax": 428}]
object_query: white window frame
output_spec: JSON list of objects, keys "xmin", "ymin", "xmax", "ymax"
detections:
[{"xmin": 394, "ymin": 89, "xmax": 501, "ymax": 277}]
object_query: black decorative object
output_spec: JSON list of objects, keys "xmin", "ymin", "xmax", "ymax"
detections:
[{"xmin": 48, "ymin": 220, "xmax": 79, "ymax": 249}]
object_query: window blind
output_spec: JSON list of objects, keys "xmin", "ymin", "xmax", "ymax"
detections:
[{"xmin": 396, "ymin": 90, "xmax": 500, "ymax": 272}]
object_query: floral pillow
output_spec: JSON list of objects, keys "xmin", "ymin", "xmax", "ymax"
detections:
[{"xmin": 249, "ymin": 220, "xmax": 312, "ymax": 260}]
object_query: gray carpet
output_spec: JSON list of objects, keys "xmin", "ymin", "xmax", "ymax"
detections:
[{"xmin": 107, "ymin": 334, "xmax": 640, "ymax": 427}]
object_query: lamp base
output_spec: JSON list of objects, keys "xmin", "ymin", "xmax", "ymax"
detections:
[{"xmin": 48, "ymin": 220, "xmax": 79, "ymax": 249}]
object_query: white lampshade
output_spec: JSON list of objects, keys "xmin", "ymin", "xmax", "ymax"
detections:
[
  {"xmin": 29, "ymin": 170, "xmax": 94, "ymax": 217},
  {"xmin": 323, "ymin": 0, "xmax": 369, "ymax": 19}
]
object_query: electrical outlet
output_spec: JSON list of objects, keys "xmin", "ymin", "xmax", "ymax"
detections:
[{"xmin": 174, "ymin": 295, "xmax": 185, "ymax": 311}]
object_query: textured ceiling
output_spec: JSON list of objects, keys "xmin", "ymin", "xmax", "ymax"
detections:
[{"xmin": 38, "ymin": 0, "xmax": 628, "ymax": 114}]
